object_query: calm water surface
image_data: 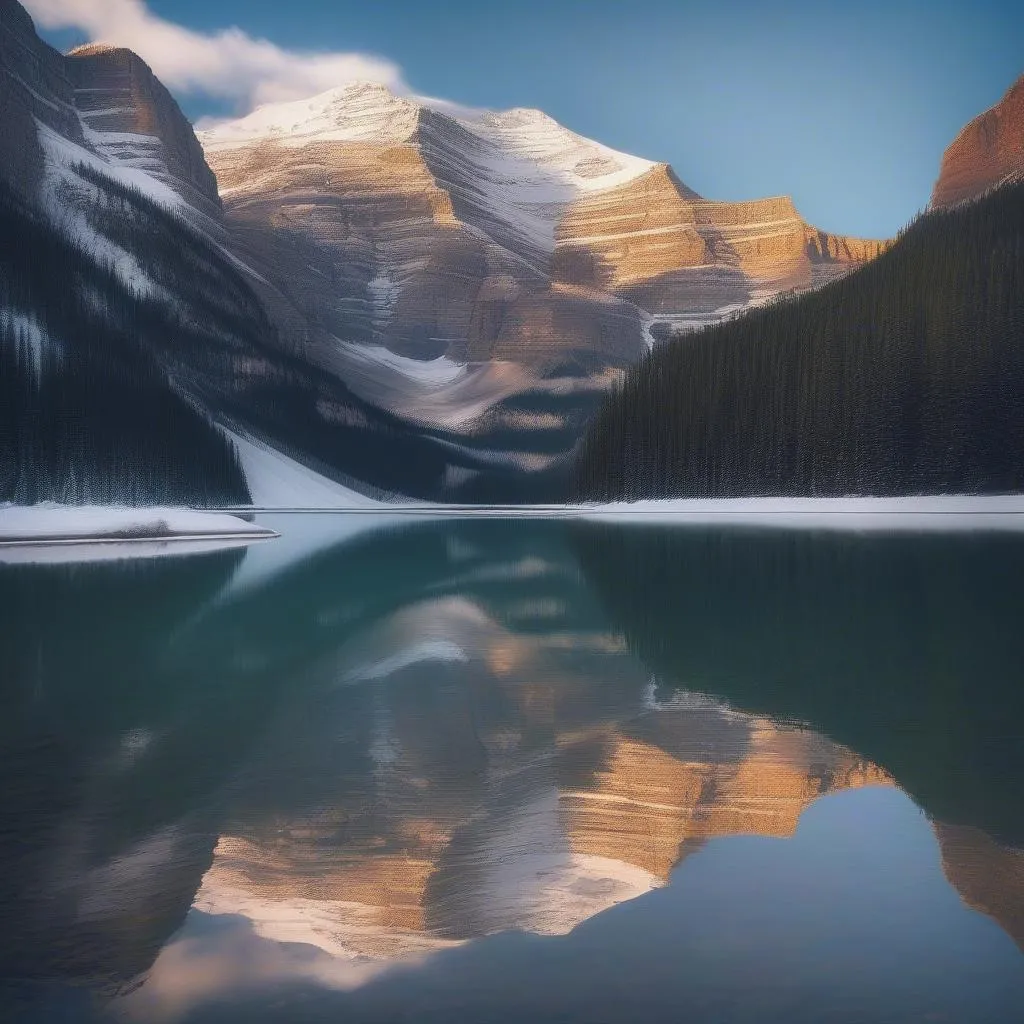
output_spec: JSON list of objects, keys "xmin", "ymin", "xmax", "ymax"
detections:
[{"xmin": 1, "ymin": 514, "xmax": 1023, "ymax": 1023}]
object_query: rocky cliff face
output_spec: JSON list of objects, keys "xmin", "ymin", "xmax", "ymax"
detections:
[
  {"xmin": 0, "ymin": 0, "xmax": 75, "ymax": 198},
  {"xmin": 66, "ymin": 44, "xmax": 221, "ymax": 215},
  {"xmin": 0, "ymin": 2, "xmax": 220, "ymax": 212},
  {"xmin": 804, "ymin": 225, "xmax": 891, "ymax": 284},
  {"xmin": 932, "ymin": 73, "xmax": 1024, "ymax": 209},
  {"xmin": 200, "ymin": 82, "xmax": 887, "ymax": 376}
]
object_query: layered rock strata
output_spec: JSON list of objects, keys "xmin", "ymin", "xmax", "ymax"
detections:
[
  {"xmin": 200, "ymin": 82, "xmax": 888, "ymax": 373},
  {"xmin": 66, "ymin": 44, "xmax": 221, "ymax": 214}
]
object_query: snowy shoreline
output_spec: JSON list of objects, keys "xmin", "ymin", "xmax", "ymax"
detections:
[
  {"xmin": 0, "ymin": 505, "xmax": 278, "ymax": 552},
  {"xmin": 222, "ymin": 494, "xmax": 1024, "ymax": 533},
  {"xmin": 575, "ymin": 495, "xmax": 1024, "ymax": 532},
  {"xmin": 3, "ymin": 496, "xmax": 1024, "ymax": 566}
]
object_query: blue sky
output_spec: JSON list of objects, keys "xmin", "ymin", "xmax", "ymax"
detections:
[{"xmin": 33, "ymin": 0, "xmax": 1024, "ymax": 238}]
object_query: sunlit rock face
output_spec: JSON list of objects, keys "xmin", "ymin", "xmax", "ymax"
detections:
[
  {"xmin": 936, "ymin": 823, "xmax": 1024, "ymax": 952},
  {"xmin": 200, "ymin": 82, "xmax": 886, "ymax": 371},
  {"xmin": 555, "ymin": 183, "xmax": 889, "ymax": 316},
  {"xmin": 200, "ymin": 84, "xmax": 655, "ymax": 371},
  {"xmin": 931, "ymin": 73, "xmax": 1024, "ymax": 209},
  {"xmin": 804, "ymin": 225, "xmax": 891, "ymax": 285}
]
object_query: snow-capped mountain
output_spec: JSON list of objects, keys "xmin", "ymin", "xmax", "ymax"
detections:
[
  {"xmin": 199, "ymin": 81, "xmax": 886, "ymax": 371},
  {"xmin": 1, "ymin": 0, "xmax": 890, "ymax": 506},
  {"xmin": 3, "ymin": 0, "xmax": 547, "ymax": 506}
]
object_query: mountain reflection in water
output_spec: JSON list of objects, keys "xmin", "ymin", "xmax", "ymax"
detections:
[{"xmin": 1, "ymin": 515, "xmax": 1022, "ymax": 1023}]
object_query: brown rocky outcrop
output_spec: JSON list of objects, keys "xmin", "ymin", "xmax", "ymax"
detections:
[
  {"xmin": 804, "ymin": 225, "xmax": 891, "ymax": 284},
  {"xmin": 935, "ymin": 823, "xmax": 1024, "ymax": 952},
  {"xmin": 932, "ymin": 73, "xmax": 1024, "ymax": 208}
]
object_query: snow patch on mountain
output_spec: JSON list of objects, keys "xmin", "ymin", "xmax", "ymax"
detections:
[
  {"xmin": 34, "ymin": 122, "xmax": 187, "ymax": 301},
  {"xmin": 226, "ymin": 429, "xmax": 387, "ymax": 509},
  {"xmin": 335, "ymin": 340, "xmax": 466, "ymax": 387},
  {"xmin": 459, "ymin": 104, "xmax": 656, "ymax": 195},
  {"xmin": 37, "ymin": 120, "xmax": 190, "ymax": 215}
]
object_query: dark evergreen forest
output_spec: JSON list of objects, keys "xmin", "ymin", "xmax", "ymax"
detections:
[
  {"xmin": 0, "ymin": 180, "xmax": 251, "ymax": 505},
  {"xmin": 575, "ymin": 182, "xmax": 1024, "ymax": 499}
]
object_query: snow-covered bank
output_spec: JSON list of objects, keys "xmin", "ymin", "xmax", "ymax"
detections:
[
  {"xmin": 0, "ymin": 505, "xmax": 277, "ymax": 563},
  {"xmin": 577, "ymin": 495, "xmax": 1024, "ymax": 532},
  {"xmin": 223, "ymin": 496, "xmax": 1024, "ymax": 533}
]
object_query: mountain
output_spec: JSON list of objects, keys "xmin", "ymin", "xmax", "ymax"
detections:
[
  {"xmin": 932, "ymin": 73, "xmax": 1024, "ymax": 208},
  {"xmin": 0, "ymin": 4, "xmax": 216, "ymax": 211},
  {"xmin": 1, "ymin": 0, "xmax": 890, "ymax": 505},
  {"xmin": 199, "ymin": 82, "xmax": 885, "ymax": 368},
  {"xmin": 1, "ymin": 0, "xmax": 567, "ymax": 505},
  {"xmin": 194, "ymin": 83, "xmax": 886, "ymax": 490}
]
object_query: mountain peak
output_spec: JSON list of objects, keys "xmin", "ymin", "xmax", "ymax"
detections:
[
  {"xmin": 198, "ymin": 81, "xmax": 421, "ymax": 152},
  {"xmin": 67, "ymin": 42, "xmax": 130, "ymax": 58},
  {"xmin": 199, "ymin": 83, "xmax": 658, "ymax": 203}
]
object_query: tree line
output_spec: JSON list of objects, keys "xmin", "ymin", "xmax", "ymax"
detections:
[{"xmin": 574, "ymin": 181, "xmax": 1024, "ymax": 499}]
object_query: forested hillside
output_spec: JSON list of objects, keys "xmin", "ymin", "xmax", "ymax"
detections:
[
  {"xmin": 575, "ymin": 182, "xmax": 1024, "ymax": 499},
  {"xmin": 0, "ymin": 179, "xmax": 251, "ymax": 506}
]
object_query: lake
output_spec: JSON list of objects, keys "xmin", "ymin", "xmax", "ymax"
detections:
[{"xmin": 2, "ymin": 513, "xmax": 1023, "ymax": 1023}]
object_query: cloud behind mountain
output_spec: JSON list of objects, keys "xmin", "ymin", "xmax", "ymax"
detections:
[{"xmin": 23, "ymin": 0, "xmax": 410, "ymax": 111}]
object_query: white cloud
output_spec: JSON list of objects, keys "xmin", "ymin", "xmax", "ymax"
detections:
[{"xmin": 23, "ymin": 0, "xmax": 410, "ymax": 112}]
